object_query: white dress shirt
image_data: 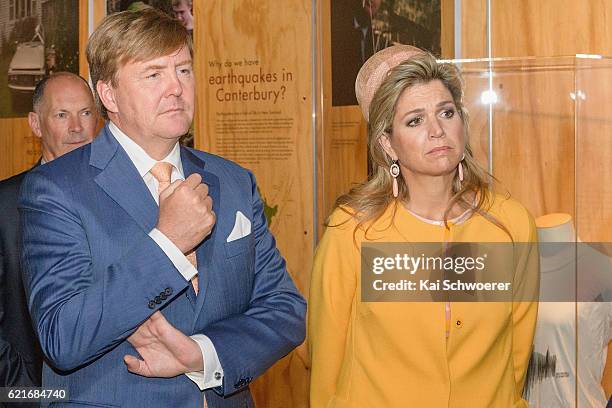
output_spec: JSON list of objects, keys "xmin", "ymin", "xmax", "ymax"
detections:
[{"xmin": 109, "ymin": 122, "xmax": 223, "ymax": 390}]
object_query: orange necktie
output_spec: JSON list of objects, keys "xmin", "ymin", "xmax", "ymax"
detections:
[
  {"xmin": 150, "ymin": 162, "xmax": 199, "ymax": 294},
  {"xmin": 150, "ymin": 162, "xmax": 206, "ymax": 406}
]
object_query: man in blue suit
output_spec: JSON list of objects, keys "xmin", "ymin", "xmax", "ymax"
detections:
[{"xmin": 19, "ymin": 8, "xmax": 306, "ymax": 407}]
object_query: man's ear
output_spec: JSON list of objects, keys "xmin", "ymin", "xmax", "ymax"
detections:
[
  {"xmin": 96, "ymin": 80, "xmax": 119, "ymax": 115},
  {"xmin": 28, "ymin": 112, "xmax": 42, "ymax": 139},
  {"xmin": 378, "ymin": 133, "xmax": 397, "ymax": 161}
]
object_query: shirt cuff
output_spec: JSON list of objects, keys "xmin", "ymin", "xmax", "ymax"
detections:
[
  {"xmin": 185, "ymin": 334, "xmax": 224, "ymax": 390},
  {"xmin": 148, "ymin": 228, "xmax": 198, "ymax": 281}
]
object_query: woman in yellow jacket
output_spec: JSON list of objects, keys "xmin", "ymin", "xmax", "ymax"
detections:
[{"xmin": 309, "ymin": 46, "xmax": 539, "ymax": 407}]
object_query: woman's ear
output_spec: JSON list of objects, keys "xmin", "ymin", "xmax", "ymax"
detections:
[{"xmin": 378, "ymin": 133, "xmax": 397, "ymax": 161}]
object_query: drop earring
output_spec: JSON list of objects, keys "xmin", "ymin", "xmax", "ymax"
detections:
[
  {"xmin": 458, "ymin": 153, "xmax": 465, "ymax": 183},
  {"xmin": 389, "ymin": 159, "xmax": 400, "ymax": 198}
]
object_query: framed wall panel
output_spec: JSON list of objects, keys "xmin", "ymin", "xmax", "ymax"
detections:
[{"xmin": 194, "ymin": 2, "xmax": 313, "ymax": 407}]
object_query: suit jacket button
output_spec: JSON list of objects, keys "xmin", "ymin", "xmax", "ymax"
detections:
[
  {"xmin": 148, "ymin": 300, "xmax": 156, "ymax": 309},
  {"xmin": 154, "ymin": 296, "xmax": 162, "ymax": 304},
  {"xmin": 160, "ymin": 292, "xmax": 167, "ymax": 300},
  {"xmin": 164, "ymin": 287, "xmax": 173, "ymax": 295}
]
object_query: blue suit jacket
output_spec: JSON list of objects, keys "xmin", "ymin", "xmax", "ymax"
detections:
[{"xmin": 18, "ymin": 125, "xmax": 306, "ymax": 407}]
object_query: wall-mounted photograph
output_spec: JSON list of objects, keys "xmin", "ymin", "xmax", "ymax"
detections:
[
  {"xmin": 107, "ymin": 0, "xmax": 193, "ymax": 35},
  {"xmin": 0, "ymin": 0, "xmax": 79, "ymax": 118},
  {"xmin": 331, "ymin": 0, "xmax": 441, "ymax": 106}
]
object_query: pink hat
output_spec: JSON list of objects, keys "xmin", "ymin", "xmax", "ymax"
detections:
[{"xmin": 355, "ymin": 44, "xmax": 424, "ymax": 122}]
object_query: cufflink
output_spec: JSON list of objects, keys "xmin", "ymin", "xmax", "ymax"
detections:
[{"xmin": 214, "ymin": 372, "xmax": 221, "ymax": 381}]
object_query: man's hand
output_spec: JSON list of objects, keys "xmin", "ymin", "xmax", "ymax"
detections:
[
  {"xmin": 156, "ymin": 173, "xmax": 215, "ymax": 254},
  {"xmin": 124, "ymin": 311, "xmax": 203, "ymax": 377}
]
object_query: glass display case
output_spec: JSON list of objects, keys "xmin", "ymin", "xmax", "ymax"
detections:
[
  {"xmin": 447, "ymin": 55, "xmax": 612, "ymax": 242},
  {"xmin": 448, "ymin": 55, "xmax": 612, "ymax": 407}
]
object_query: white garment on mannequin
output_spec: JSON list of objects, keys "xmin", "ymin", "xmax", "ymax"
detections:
[{"xmin": 526, "ymin": 214, "xmax": 612, "ymax": 408}]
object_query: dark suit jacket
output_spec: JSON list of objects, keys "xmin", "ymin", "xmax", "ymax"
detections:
[
  {"xmin": 0, "ymin": 169, "xmax": 43, "ymax": 408},
  {"xmin": 19, "ymin": 125, "xmax": 306, "ymax": 407}
]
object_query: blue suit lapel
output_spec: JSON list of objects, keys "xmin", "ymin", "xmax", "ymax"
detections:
[
  {"xmin": 180, "ymin": 147, "xmax": 220, "ymax": 320},
  {"xmin": 90, "ymin": 125, "xmax": 159, "ymax": 234}
]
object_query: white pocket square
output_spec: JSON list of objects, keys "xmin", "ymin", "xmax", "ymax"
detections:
[{"xmin": 227, "ymin": 211, "xmax": 251, "ymax": 242}]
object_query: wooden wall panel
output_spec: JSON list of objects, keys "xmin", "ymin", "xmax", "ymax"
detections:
[
  {"xmin": 460, "ymin": 0, "xmax": 487, "ymax": 58},
  {"xmin": 455, "ymin": 60, "xmax": 578, "ymax": 225},
  {"xmin": 318, "ymin": 0, "xmax": 366, "ymax": 227},
  {"xmin": 194, "ymin": 2, "xmax": 312, "ymax": 407},
  {"xmin": 78, "ymin": 0, "xmax": 88, "ymax": 78},
  {"xmin": 318, "ymin": 0, "xmax": 368, "ymax": 223},
  {"xmin": 491, "ymin": 0, "xmax": 612, "ymax": 57},
  {"xmin": 491, "ymin": 63, "xmax": 576, "ymax": 219},
  {"xmin": 92, "ymin": 0, "xmax": 106, "ymax": 35},
  {"xmin": 321, "ymin": 106, "xmax": 368, "ymax": 223},
  {"xmin": 576, "ymin": 59, "xmax": 612, "ymax": 242},
  {"xmin": 0, "ymin": 119, "xmax": 40, "ymax": 178},
  {"xmin": 440, "ymin": 0, "xmax": 455, "ymax": 58},
  {"xmin": 460, "ymin": 65, "xmax": 492, "ymax": 172},
  {"xmin": 462, "ymin": 1, "xmax": 612, "ymax": 241}
]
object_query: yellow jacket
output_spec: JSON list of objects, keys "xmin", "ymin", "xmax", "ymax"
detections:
[{"xmin": 309, "ymin": 195, "xmax": 539, "ymax": 408}]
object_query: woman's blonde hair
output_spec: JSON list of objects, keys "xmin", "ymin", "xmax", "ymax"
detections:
[{"xmin": 333, "ymin": 52, "xmax": 504, "ymax": 236}]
